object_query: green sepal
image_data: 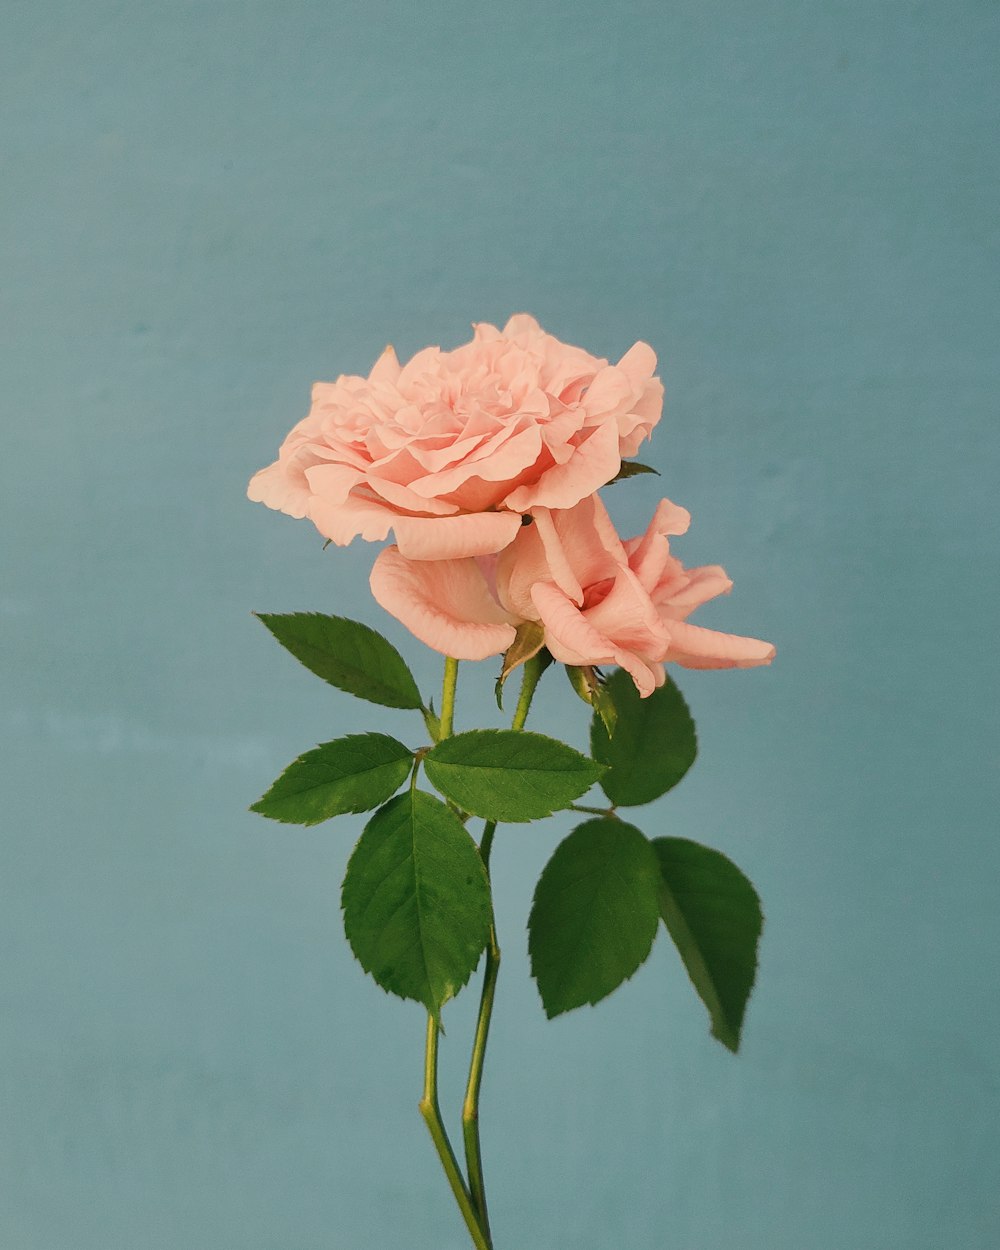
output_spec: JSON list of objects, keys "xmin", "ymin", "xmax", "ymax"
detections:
[
  {"xmin": 605, "ymin": 460, "xmax": 660, "ymax": 485},
  {"xmin": 565, "ymin": 665, "xmax": 617, "ymax": 736},
  {"xmin": 495, "ymin": 622, "xmax": 547, "ymax": 709},
  {"xmin": 422, "ymin": 700, "xmax": 442, "ymax": 743}
]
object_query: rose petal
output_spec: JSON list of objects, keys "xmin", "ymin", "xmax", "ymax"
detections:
[
  {"xmin": 494, "ymin": 523, "xmax": 549, "ymax": 620},
  {"xmin": 531, "ymin": 496, "xmax": 624, "ymax": 605},
  {"xmin": 530, "ymin": 581, "xmax": 617, "ymax": 666},
  {"xmin": 370, "ymin": 548, "xmax": 517, "ymax": 661},
  {"xmin": 368, "ymin": 344, "xmax": 401, "ymax": 385},
  {"xmin": 584, "ymin": 568, "xmax": 671, "ymax": 653},
  {"xmin": 615, "ymin": 341, "xmax": 657, "ymax": 388},
  {"xmin": 662, "ymin": 619, "xmax": 776, "ymax": 670},
  {"xmin": 303, "ymin": 462, "xmax": 366, "ymax": 509},
  {"xmin": 307, "ymin": 493, "xmax": 394, "ymax": 546},
  {"xmin": 247, "ymin": 459, "xmax": 311, "ymax": 518},
  {"xmin": 531, "ymin": 582, "xmax": 662, "ymax": 697},
  {"xmin": 625, "ymin": 497, "xmax": 692, "ymax": 589},
  {"xmin": 503, "ymin": 420, "xmax": 621, "ymax": 511},
  {"xmin": 656, "ymin": 564, "xmax": 733, "ymax": 617},
  {"xmin": 391, "ymin": 511, "xmax": 524, "ymax": 560}
]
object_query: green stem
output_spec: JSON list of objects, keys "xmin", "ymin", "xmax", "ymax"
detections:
[
  {"xmin": 440, "ymin": 656, "xmax": 459, "ymax": 741},
  {"xmin": 461, "ymin": 655, "xmax": 546, "ymax": 1240},
  {"xmin": 568, "ymin": 803, "xmax": 615, "ymax": 817},
  {"xmin": 420, "ymin": 655, "xmax": 492, "ymax": 1248},
  {"xmin": 462, "ymin": 820, "xmax": 498, "ymax": 1240},
  {"xmin": 419, "ymin": 1014, "xmax": 492, "ymax": 1250}
]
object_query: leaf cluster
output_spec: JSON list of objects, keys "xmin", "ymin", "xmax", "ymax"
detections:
[{"xmin": 250, "ymin": 613, "xmax": 763, "ymax": 1048}]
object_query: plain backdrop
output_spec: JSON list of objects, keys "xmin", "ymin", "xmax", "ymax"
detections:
[{"xmin": 2, "ymin": 3, "xmax": 998, "ymax": 1247}]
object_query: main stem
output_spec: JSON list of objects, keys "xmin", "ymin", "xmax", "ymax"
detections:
[
  {"xmin": 461, "ymin": 654, "xmax": 546, "ymax": 1243},
  {"xmin": 419, "ymin": 1014, "xmax": 492, "ymax": 1250},
  {"xmin": 419, "ymin": 657, "xmax": 492, "ymax": 1250}
]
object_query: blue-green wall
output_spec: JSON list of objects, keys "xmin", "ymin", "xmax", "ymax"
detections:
[{"xmin": 3, "ymin": 3, "xmax": 997, "ymax": 1246}]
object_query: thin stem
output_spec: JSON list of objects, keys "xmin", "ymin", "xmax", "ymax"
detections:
[
  {"xmin": 462, "ymin": 820, "xmax": 498, "ymax": 1239},
  {"xmin": 568, "ymin": 803, "xmax": 615, "ymax": 817},
  {"xmin": 419, "ymin": 1014, "xmax": 492, "ymax": 1250},
  {"xmin": 461, "ymin": 655, "xmax": 546, "ymax": 1239},
  {"xmin": 440, "ymin": 656, "xmax": 459, "ymax": 741}
]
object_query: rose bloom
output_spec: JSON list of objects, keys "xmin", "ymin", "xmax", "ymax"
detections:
[
  {"xmin": 370, "ymin": 494, "xmax": 775, "ymax": 697},
  {"xmin": 247, "ymin": 315, "xmax": 662, "ymax": 561}
]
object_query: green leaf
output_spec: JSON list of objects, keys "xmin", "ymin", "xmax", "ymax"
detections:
[
  {"xmin": 590, "ymin": 668, "xmax": 696, "ymax": 806},
  {"xmin": 250, "ymin": 733, "xmax": 413, "ymax": 826},
  {"xmin": 341, "ymin": 791, "xmax": 492, "ymax": 1016},
  {"xmin": 652, "ymin": 837, "xmax": 763, "ymax": 1052},
  {"xmin": 605, "ymin": 460, "xmax": 660, "ymax": 485},
  {"xmin": 423, "ymin": 729, "xmax": 603, "ymax": 822},
  {"xmin": 529, "ymin": 818, "xmax": 662, "ymax": 1017},
  {"xmin": 255, "ymin": 612, "xmax": 422, "ymax": 709}
]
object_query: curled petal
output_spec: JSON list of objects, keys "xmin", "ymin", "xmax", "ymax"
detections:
[
  {"xmin": 530, "ymin": 581, "xmax": 618, "ymax": 667},
  {"xmin": 391, "ymin": 511, "xmax": 523, "ymax": 560},
  {"xmin": 370, "ymin": 549, "xmax": 517, "ymax": 661}
]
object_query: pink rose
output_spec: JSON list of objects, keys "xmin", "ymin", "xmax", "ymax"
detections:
[
  {"xmin": 370, "ymin": 494, "xmax": 775, "ymax": 696},
  {"xmin": 248, "ymin": 315, "xmax": 662, "ymax": 561}
]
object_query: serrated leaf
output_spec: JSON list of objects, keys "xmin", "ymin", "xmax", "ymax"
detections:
[
  {"xmin": 341, "ymin": 791, "xmax": 492, "ymax": 1016},
  {"xmin": 424, "ymin": 729, "xmax": 602, "ymax": 822},
  {"xmin": 250, "ymin": 733, "xmax": 413, "ymax": 826},
  {"xmin": 255, "ymin": 612, "xmax": 422, "ymax": 709},
  {"xmin": 529, "ymin": 818, "xmax": 662, "ymax": 1017},
  {"xmin": 591, "ymin": 668, "xmax": 696, "ymax": 806},
  {"xmin": 605, "ymin": 460, "xmax": 660, "ymax": 485},
  {"xmin": 652, "ymin": 837, "xmax": 763, "ymax": 1052}
]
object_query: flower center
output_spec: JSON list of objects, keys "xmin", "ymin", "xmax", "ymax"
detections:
[{"xmin": 581, "ymin": 577, "xmax": 615, "ymax": 610}]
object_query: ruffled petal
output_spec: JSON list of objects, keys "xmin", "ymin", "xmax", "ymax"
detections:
[
  {"xmin": 303, "ymin": 462, "xmax": 366, "ymax": 509},
  {"xmin": 370, "ymin": 549, "xmax": 517, "ymax": 661},
  {"xmin": 247, "ymin": 459, "xmax": 311, "ymax": 518},
  {"xmin": 626, "ymin": 497, "xmax": 692, "ymax": 590},
  {"xmin": 307, "ymin": 493, "xmax": 394, "ymax": 545},
  {"xmin": 503, "ymin": 420, "xmax": 621, "ymax": 511}
]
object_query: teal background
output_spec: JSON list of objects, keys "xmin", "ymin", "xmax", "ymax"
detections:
[{"xmin": 3, "ymin": 3, "xmax": 998, "ymax": 1247}]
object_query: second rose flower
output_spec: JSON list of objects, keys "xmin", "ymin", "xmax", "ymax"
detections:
[{"xmin": 370, "ymin": 493, "xmax": 775, "ymax": 697}]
